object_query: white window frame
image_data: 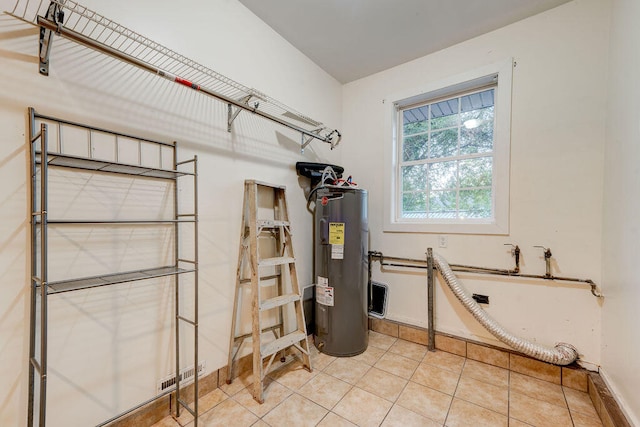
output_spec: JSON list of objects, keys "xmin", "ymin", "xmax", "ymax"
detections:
[{"xmin": 384, "ymin": 59, "xmax": 513, "ymax": 234}]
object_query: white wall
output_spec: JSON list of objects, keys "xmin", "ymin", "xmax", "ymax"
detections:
[
  {"xmin": 601, "ymin": 0, "xmax": 640, "ymax": 424},
  {"xmin": 0, "ymin": 0, "xmax": 341, "ymax": 425},
  {"xmin": 342, "ymin": 0, "xmax": 609, "ymax": 368},
  {"xmin": 6, "ymin": 0, "xmax": 640, "ymax": 424}
]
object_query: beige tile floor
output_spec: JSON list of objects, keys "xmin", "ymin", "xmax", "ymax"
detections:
[{"xmin": 153, "ymin": 331, "xmax": 602, "ymax": 427}]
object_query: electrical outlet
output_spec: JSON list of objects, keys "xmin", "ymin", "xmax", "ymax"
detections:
[
  {"xmin": 472, "ymin": 294, "xmax": 490, "ymax": 304},
  {"xmin": 438, "ymin": 235, "xmax": 448, "ymax": 248}
]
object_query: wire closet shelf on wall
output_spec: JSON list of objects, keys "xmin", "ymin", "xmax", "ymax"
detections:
[{"xmin": 7, "ymin": 0, "xmax": 342, "ymax": 152}]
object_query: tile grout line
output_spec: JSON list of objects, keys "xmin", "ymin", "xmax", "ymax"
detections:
[
  {"xmin": 375, "ymin": 341, "xmax": 396, "ymax": 426},
  {"xmin": 306, "ymin": 343, "xmax": 381, "ymax": 426},
  {"xmin": 451, "ymin": 364, "xmax": 512, "ymax": 421},
  {"xmin": 442, "ymin": 356, "xmax": 467, "ymax": 426},
  {"xmin": 371, "ymin": 335, "xmax": 396, "ymax": 426},
  {"xmin": 561, "ymin": 386, "xmax": 578, "ymax": 427},
  {"xmin": 369, "ymin": 334, "xmax": 450, "ymax": 426},
  {"xmin": 393, "ymin": 337, "xmax": 449, "ymax": 425},
  {"xmin": 264, "ymin": 357, "xmax": 331, "ymax": 423},
  {"xmin": 387, "ymin": 341, "xmax": 453, "ymax": 426},
  {"xmin": 378, "ymin": 343, "xmax": 427, "ymax": 426},
  {"xmin": 507, "ymin": 365, "xmax": 511, "ymax": 425}
]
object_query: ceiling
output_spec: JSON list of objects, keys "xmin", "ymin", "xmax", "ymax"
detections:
[{"xmin": 238, "ymin": 0, "xmax": 573, "ymax": 83}]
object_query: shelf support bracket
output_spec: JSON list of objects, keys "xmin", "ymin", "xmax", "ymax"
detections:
[
  {"xmin": 38, "ymin": 2, "xmax": 63, "ymax": 76},
  {"xmin": 301, "ymin": 129, "xmax": 340, "ymax": 152},
  {"xmin": 227, "ymin": 95, "xmax": 253, "ymax": 132},
  {"xmin": 301, "ymin": 127, "xmax": 323, "ymax": 153}
]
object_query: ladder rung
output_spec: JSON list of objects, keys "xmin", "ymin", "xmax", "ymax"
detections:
[
  {"xmin": 257, "ymin": 219, "xmax": 290, "ymax": 228},
  {"xmin": 260, "ymin": 331, "xmax": 306, "ymax": 358},
  {"xmin": 259, "ymin": 257, "xmax": 295, "ymax": 267},
  {"xmin": 247, "ymin": 179, "xmax": 286, "ymax": 190},
  {"xmin": 260, "ymin": 293, "xmax": 300, "ymax": 311},
  {"xmin": 233, "ymin": 323, "xmax": 282, "ymax": 342},
  {"xmin": 240, "ymin": 273, "xmax": 280, "ymax": 284}
]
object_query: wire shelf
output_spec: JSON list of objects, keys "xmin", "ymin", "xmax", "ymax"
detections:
[
  {"xmin": 35, "ymin": 151, "xmax": 193, "ymax": 178},
  {"xmin": 8, "ymin": 0, "xmax": 341, "ymax": 150},
  {"xmin": 43, "ymin": 265, "xmax": 196, "ymax": 294}
]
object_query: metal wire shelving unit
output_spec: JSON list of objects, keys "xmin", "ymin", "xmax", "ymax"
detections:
[
  {"xmin": 7, "ymin": 0, "xmax": 342, "ymax": 152},
  {"xmin": 28, "ymin": 107, "xmax": 199, "ymax": 426}
]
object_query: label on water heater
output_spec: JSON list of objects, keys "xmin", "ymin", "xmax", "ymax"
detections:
[
  {"xmin": 329, "ymin": 222, "xmax": 345, "ymax": 259},
  {"xmin": 331, "ymin": 244, "xmax": 344, "ymax": 259},
  {"xmin": 328, "ymin": 222, "xmax": 345, "ymax": 244},
  {"xmin": 316, "ymin": 277, "xmax": 334, "ymax": 306}
]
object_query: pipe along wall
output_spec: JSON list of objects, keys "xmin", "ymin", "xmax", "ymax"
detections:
[{"xmin": 369, "ymin": 250, "xmax": 579, "ymax": 366}]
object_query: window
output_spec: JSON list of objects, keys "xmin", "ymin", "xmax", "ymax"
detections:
[
  {"xmin": 385, "ymin": 60, "xmax": 512, "ymax": 234},
  {"xmin": 401, "ymin": 87, "xmax": 495, "ymax": 219}
]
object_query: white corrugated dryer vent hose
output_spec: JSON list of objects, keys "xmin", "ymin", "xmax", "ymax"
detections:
[{"xmin": 433, "ymin": 253, "xmax": 578, "ymax": 366}]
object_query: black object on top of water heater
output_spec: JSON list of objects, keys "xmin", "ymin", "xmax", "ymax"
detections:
[{"xmin": 295, "ymin": 162, "xmax": 344, "ymax": 188}]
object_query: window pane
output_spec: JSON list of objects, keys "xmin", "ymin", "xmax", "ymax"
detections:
[
  {"xmin": 461, "ymin": 105, "xmax": 494, "ymax": 121},
  {"xmin": 428, "ymin": 161, "xmax": 457, "ymax": 190},
  {"xmin": 431, "ymin": 98, "xmax": 459, "ymax": 130},
  {"xmin": 460, "ymin": 105, "xmax": 494, "ymax": 155},
  {"xmin": 403, "ymin": 134, "xmax": 428, "ymax": 161},
  {"xmin": 402, "ymin": 165, "xmax": 427, "ymax": 191},
  {"xmin": 461, "ymin": 89, "xmax": 494, "ymax": 113},
  {"xmin": 402, "ymin": 192, "xmax": 427, "ymax": 215},
  {"xmin": 429, "ymin": 129, "xmax": 458, "ymax": 159},
  {"xmin": 403, "ymin": 120, "xmax": 429, "ymax": 136},
  {"xmin": 459, "ymin": 157, "xmax": 492, "ymax": 188},
  {"xmin": 431, "ymin": 114, "xmax": 459, "ymax": 130},
  {"xmin": 428, "ymin": 190, "xmax": 457, "ymax": 218},
  {"xmin": 403, "ymin": 106, "xmax": 429, "ymax": 135},
  {"xmin": 460, "ymin": 123, "xmax": 493, "ymax": 155},
  {"xmin": 459, "ymin": 189, "xmax": 492, "ymax": 218}
]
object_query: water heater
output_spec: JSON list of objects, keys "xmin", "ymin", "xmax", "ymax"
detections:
[{"xmin": 313, "ymin": 186, "xmax": 368, "ymax": 356}]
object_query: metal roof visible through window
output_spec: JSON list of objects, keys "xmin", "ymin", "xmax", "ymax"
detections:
[{"xmin": 403, "ymin": 89, "xmax": 495, "ymax": 124}]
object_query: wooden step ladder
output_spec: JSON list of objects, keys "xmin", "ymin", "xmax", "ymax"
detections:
[{"xmin": 227, "ymin": 180, "xmax": 312, "ymax": 403}]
